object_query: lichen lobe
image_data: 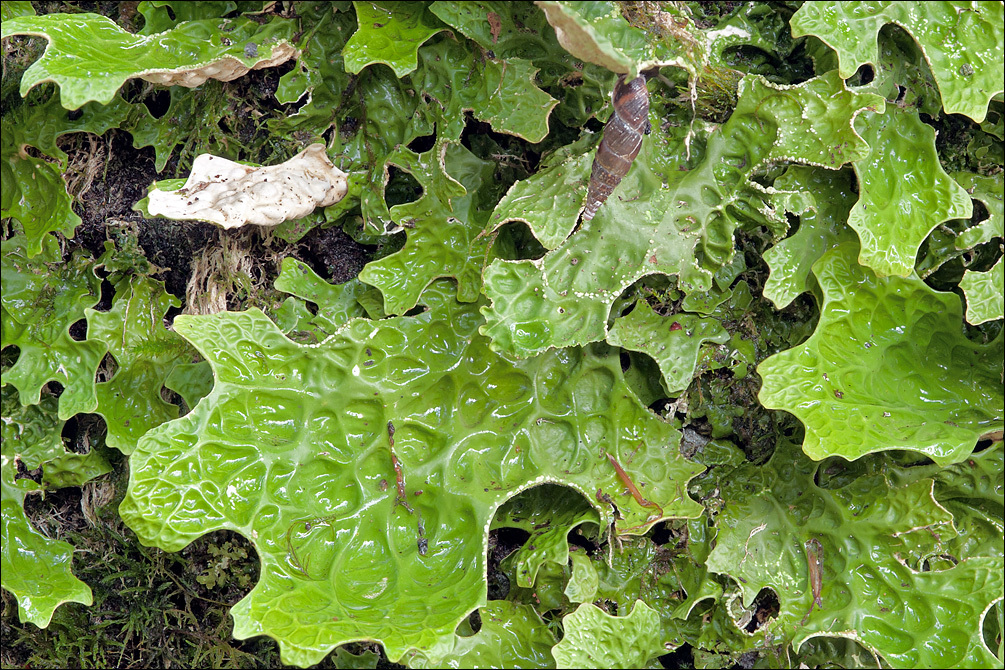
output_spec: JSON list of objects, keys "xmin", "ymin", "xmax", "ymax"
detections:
[{"xmin": 146, "ymin": 144, "xmax": 348, "ymax": 228}]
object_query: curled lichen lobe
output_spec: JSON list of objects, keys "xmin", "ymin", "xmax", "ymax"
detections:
[{"xmin": 146, "ymin": 144, "xmax": 348, "ymax": 228}]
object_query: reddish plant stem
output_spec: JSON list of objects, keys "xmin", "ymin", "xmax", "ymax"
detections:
[
  {"xmin": 606, "ymin": 452, "xmax": 663, "ymax": 517},
  {"xmin": 388, "ymin": 421, "xmax": 414, "ymax": 513},
  {"xmin": 801, "ymin": 537, "xmax": 824, "ymax": 624}
]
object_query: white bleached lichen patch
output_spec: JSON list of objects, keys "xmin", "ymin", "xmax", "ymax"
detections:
[{"xmin": 146, "ymin": 144, "xmax": 348, "ymax": 228}]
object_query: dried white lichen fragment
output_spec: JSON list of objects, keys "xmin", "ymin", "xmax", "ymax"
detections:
[{"xmin": 146, "ymin": 144, "xmax": 348, "ymax": 228}]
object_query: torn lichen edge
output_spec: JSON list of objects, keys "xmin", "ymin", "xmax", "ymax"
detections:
[{"xmin": 145, "ymin": 144, "xmax": 349, "ymax": 229}]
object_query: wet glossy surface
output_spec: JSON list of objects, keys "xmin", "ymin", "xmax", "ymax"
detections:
[
  {"xmin": 1, "ymin": 235, "xmax": 105, "ymax": 420},
  {"xmin": 791, "ymin": 1, "xmax": 1004, "ymax": 122},
  {"xmin": 759, "ymin": 243, "xmax": 1004, "ymax": 466},
  {"xmin": 848, "ymin": 107, "xmax": 972, "ymax": 278},
  {"xmin": 706, "ymin": 440, "xmax": 1004, "ymax": 668},
  {"xmin": 119, "ymin": 281, "xmax": 702, "ymax": 665},
  {"xmin": 481, "ymin": 71, "xmax": 881, "ymax": 358},
  {"xmin": 2, "ymin": 13, "xmax": 298, "ymax": 110},
  {"xmin": 1, "ymin": 391, "xmax": 98, "ymax": 626},
  {"xmin": 552, "ymin": 600, "xmax": 663, "ymax": 669}
]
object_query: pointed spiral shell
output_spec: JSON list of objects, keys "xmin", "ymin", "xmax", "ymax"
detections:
[{"xmin": 582, "ymin": 75, "xmax": 650, "ymax": 222}]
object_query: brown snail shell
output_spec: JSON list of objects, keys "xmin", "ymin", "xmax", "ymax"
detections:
[{"xmin": 583, "ymin": 75, "xmax": 650, "ymax": 222}]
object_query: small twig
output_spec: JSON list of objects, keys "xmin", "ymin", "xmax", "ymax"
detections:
[
  {"xmin": 388, "ymin": 421, "xmax": 414, "ymax": 513},
  {"xmin": 801, "ymin": 537, "xmax": 824, "ymax": 625},
  {"xmin": 606, "ymin": 452, "xmax": 663, "ymax": 518}
]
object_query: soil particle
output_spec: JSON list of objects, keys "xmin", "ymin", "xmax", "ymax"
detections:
[
  {"xmin": 139, "ymin": 219, "xmax": 217, "ymax": 299},
  {"xmin": 68, "ymin": 131, "xmax": 156, "ymax": 256},
  {"xmin": 297, "ymin": 224, "xmax": 371, "ymax": 284},
  {"xmin": 487, "ymin": 527, "xmax": 531, "ymax": 601},
  {"xmin": 61, "ymin": 129, "xmax": 218, "ymax": 298}
]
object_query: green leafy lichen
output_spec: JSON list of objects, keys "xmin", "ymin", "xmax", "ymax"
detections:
[
  {"xmin": 119, "ymin": 281, "xmax": 702, "ymax": 665},
  {"xmin": 491, "ymin": 484, "xmax": 600, "ymax": 590},
  {"xmin": 849, "ymin": 106, "xmax": 973, "ymax": 278},
  {"xmin": 706, "ymin": 440, "xmax": 1003, "ymax": 667},
  {"xmin": 552, "ymin": 600, "xmax": 663, "ymax": 669},
  {"xmin": 791, "ymin": 1, "xmax": 1005, "ymax": 122},
  {"xmin": 405, "ymin": 600, "xmax": 558, "ymax": 668},
  {"xmin": 358, "ymin": 139, "xmax": 496, "ymax": 314},
  {"xmin": 343, "ymin": 1, "xmax": 448, "ymax": 77},
  {"xmin": 606, "ymin": 300, "xmax": 728, "ymax": 395},
  {"xmin": 758, "ymin": 243, "xmax": 1003, "ymax": 466},
  {"xmin": 1, "ymin": 13, "xmax": 299, "ymax": 110},
  {"xmin": 762, "ymin": 166, "xmax": 858, "ymax": 309},
  {"xmin": 2, "ymin": 1, "xmax": 1003, "ymax": 667},
  {"xmin": 481, "ymin": 69, "xmax": 880, "ymax": 358},
  {"xmin": 86, "ymin": 274, "xmax": 202, "ymax": 454},
  {"xmin": 1, "ymin": 386, "xmax": 109, "ymax": 627},
  {"xmin": 960, "ymin": 257, "xmax": 1005, "ymax": 325},
  {"xmin": 1, "ymin": 235, "xmax": 106, "ymax": 419}
]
